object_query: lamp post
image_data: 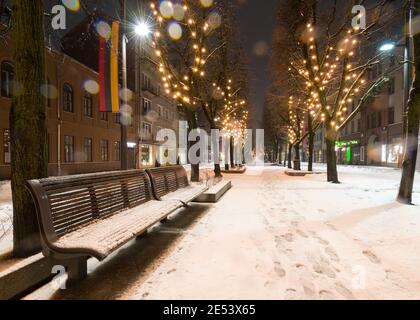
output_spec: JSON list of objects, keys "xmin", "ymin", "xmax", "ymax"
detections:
[
  {"xmin": 120, "ymin": 0, "xmax": 151, "ymax": 170},
  {"xmin": 120, "ymin": 0, "xmax": 128, "ymax": 170},
  {"xmin": 379, "ymin": 0, "xmax": 414, "ymax": 167}
]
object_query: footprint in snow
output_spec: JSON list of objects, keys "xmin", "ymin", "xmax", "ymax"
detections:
[
  {"xmin": 335, "ymin": 282, "xmax": 355, "ymax": 300},
  {"xmin": 325, "ymin": 246, "xmax": 340, "ymax": 262},
  {"xmin": 285, "ymin": 288, "xmax": 298, "ymax": 300},
  {"xmin": 274, "ymin": 261, "xmax": 286, "ymax": 278},
  {"xmin": 363, "ymin": 250, "xmax": 381, "ymax": 264},
  {"xmin": 296, "ymin": 229, "xmax": 309, "ymax": 238},
  {"xmin": 319, "ymin": 290, "xmax": 335, "ymax": 300},
  {"xmin": 313, "ymin": 262, "xmax": 336, "ymax": 279},
  {"xmin": 282, "ymin": 233, "xmax": 294, "ymax": 242}
]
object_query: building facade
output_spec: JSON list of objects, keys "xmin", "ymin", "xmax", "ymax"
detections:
[
  {"xmin": 137, "ymin": 42, "xmax": 182, "ymax": 168},
  {"xmin": 311, "ymin": 49, "xmax": 420, "ymax": 170},
  {"xmin": 0, "ymin": 24, "xmax": 182, "ymax": 179}
]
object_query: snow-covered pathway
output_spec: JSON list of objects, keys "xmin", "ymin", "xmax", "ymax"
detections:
[{"xmin": 27, "ymin": 166, "xmax": 420, "ymax": 300}]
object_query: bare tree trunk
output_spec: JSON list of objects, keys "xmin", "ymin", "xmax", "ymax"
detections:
[
  {"xmin": 398, "ymin": 74, "xmax": 420, "ymax": 203},
  {"xmin": 278, "ymin": 142, "xmax": 283, "ymax": 165},
  {"xmin": 191, "ymin": 164, "xmax": 200, "ymax": 182},
  {"xmin": 10, "ymin": 0, "xmax": 47, "ymax": 257},
  {"xmin": 230, "ymin": 136, "xmax": 234, "ymax": 168},
  {"xmin": 293, "ymin": 143, "xmax": 301, "ymax": 171},
  {"xmin": 308, "ymin": 129, "xmax": 314, "ymax": 172},
  {"xmin": 326, "ymin": 135, "xmax": 339, "ymax": 183},
  {"xmin": 214, "ymin": 164, "xmax": 222, "ymax": 178},
  {"xmin": 287, "ymin": 143, "xmax": 293, "ymax": 169}
]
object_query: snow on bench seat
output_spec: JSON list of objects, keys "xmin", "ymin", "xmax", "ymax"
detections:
[
  {"xmin": 146, "ymin": 166, "xmax": 208, "ymax": 205},
  {"xmin": 161, "ymin": 184, "xmax": 208, "ymax": 204},
  {"xmin": 54, "ymin": 199, "xmax": 181, "ymax": 260}
]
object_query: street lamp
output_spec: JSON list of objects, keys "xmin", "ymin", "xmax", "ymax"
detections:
[
  {"xmin": 120, "ymin": 0, "xmax": 151, "ymax": 170},
  {"xmin": 135, "ymin": 22, "xmax": 151, "ymax": 37},
  {"xmin": 379, "ymin": 42, "xmax": 396, "ymax": 52}
]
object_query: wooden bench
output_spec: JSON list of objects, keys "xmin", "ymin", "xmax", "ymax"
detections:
[
  {"xmin": 26, "ymin": 170, "xmax": 183, "ymax": 284},
  {"xmin": 146, "ymin": 166, "xmax": 208, "ymax": 206}
]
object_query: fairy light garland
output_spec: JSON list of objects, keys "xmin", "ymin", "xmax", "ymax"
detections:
[{"xmin": 288, "ymin": 24, "xmax": 369, "ymax": 132}]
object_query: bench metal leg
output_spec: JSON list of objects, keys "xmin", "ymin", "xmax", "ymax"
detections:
[{"xmin": 66, "ymin": 256, "xmax": 88, "ymax": 286}]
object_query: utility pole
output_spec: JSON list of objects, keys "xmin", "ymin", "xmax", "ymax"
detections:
[
  {"xmin": 120, "ymin": 0, "xmax": 128, "ymax": 170},
  {"xmin": 402, "ymin": 0, "xmax": 415, "ymax": 142}
]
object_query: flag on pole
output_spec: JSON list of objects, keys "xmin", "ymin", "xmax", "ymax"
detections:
[
  {"xmin": 110, "ymin": 21, "xmax": 120, "ymax": 114},
  {"xmin": 98, "ymin": 21, "xmax": 120, "ymax": 113}
]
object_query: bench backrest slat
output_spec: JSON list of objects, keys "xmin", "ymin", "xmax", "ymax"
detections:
[
  {"xmin": 146, "ymin": 166, "xmax": 189, "ymax": 199},
  {"xmin": 27, "ymin": 170, "xmax": 153, "ymax": 240}
]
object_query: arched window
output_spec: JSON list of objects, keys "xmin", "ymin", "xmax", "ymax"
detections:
[
  {"xmin": 1, "ymin": 61, "xmax": 14, "ymax": 98},
  {"xmin": 83, "ymin": 90, "xmax": 93, "ymax": 117},
  {"xmin": 63, "ymin": 83, "xmax": 73, "ymax": 112}
]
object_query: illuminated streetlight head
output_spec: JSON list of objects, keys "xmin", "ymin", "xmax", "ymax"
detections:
[
  {"xmin": 135, "ymin": 22, "xmax": 151, "ymax": 37},
  {"xmin": 379, "ymin": 42, "xmax": 395, "ymax": 52}
]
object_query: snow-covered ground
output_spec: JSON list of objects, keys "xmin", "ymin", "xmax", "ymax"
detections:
[
  {"xmin": 20, "ymin": 165, "xmax": 420, "ymax": 299},
  {"xmin": 0, "ymin": 181, "xmax": 12, "ymax": 255}
]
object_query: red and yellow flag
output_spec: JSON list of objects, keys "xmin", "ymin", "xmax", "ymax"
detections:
[{"xmin": 99, "ymin": 21, "xmax": 120, "ymax": 113}]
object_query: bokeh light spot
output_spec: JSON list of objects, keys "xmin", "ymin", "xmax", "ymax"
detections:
[
  {"xmin": 253, "ymin": 41, "xmax": 269, "ymax": 57},
  {"xmin": 95, "ymin": 20, "xmax": 111, "ymax": 40},
  {"xmin": 159, "ymin": 1, "xmax": 174, "ymax": 19},
  {"xmin": 40, "ymin": 84, "xmax": 58, "ymax": 99},
  {"xmin": 173, "ymin": 4, "xmax": 185, "ymax": 21},
  {"xmin": 200, "ymin": 0, "xmax": 214, "ymax": 8},
  {"xmin": 208, "ymin": 12, "xmax": 221, "ymax": 30},
  {"xmin": 119, "ymin": 88, "xmax": 133, "ymax": 102},
  {"xmin": 62, "ymin": 0, "xmax": 80, "ymax": 12},
  {"xmin": 168, "ymin": 22, "xmax": 182, "ymax": 40},
  {"xmin": 84, "ymin": 80, "xmax": 100, "ymax": 95}
]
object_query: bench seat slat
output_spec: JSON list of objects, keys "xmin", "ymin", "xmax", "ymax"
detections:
[
  {"xmin": 146, "ymin": 166, "xmax": 208, "ymax": 204},
  {"xmin": 161, "ymin": 184, "xmax": 208, "ymax": 204},
  {"xmin": 52, "ymin": 199, "xmax": 182, "ymax": 260}
]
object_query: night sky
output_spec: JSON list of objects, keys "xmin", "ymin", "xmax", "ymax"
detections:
[
  {"xmin": 237, "ymin": 0, "xmax": 278, "ymax": 128},
  {"xmin": 39, "ymin": 0, "xmax": 279, "ymax": 128}
]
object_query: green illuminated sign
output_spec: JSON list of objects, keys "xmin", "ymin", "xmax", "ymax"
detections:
[
  {"xmin": 347, "ymin": 147, "xmax": 352, "ymax": 162},
  {"xmin": 336, "ymin": 140, "xmax": 358, "ymax": 148}
]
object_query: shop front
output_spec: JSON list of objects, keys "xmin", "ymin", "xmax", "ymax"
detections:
[{"xmin": 335, "ymin": 140, "xmax": 361, "ymax": 165}]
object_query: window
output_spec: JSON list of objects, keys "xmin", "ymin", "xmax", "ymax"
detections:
[
  {"xmin": 114, "ymin": 112, "xmax": 121, "ymax": 124},
  {"xmin": 390, "ymin": 55, "xmax": 396, "ymax": 67},
  {"xmin": 3, "ymin": 129, "xmax": 10, "ymax": 164},
  {"xmin": 100, "ymin": 112, "xmax": 108, "ymax": 121},
  {"xmin": 1, "ymin": 61, "xmax": 14, "ymax": 98},
  {"xmin": 157, "ymin": 105, "xmax": 163, "ymax": 117},
  {"xmin": 141, "ymin": 145, "xmax": 151, "ymax": 165},
  {"xmin": 100, "ymin": 139, "xmax": 108, "ymax": 161},
  {"xmin": 83, "ymin": 138, "xmax": 92, "ymax": 162},
  {"xmin": 141, "ymin": 73, "xmax": 151, "ymax": 89},
  {"xmin": 360, "ymin": 146, "xmax": 365, "ymax": 162},
  {"xmin": 64, "ymin": 135, "xmax": 74, "ymax": 163},
  {"xmin": 142, "ymin": 98, "xmax": 152, "ymax": 115},
  {"xmin": 114, "ymin": 141, "xmax": 121, "ymax": 161},
  {"xmin": 388, "ymin": 107, "xmax": 395, "ymax": 125},
  {"xmin": 83, "ymin": 91, "xmax": 93, "ymax": 117},
  {"xmin": 142, "ymin": 122, "xmax": 152, "ymax": 136},
  {"xmin": 63, "ymin": 83, "xmax": 74, "ymax": 112},
  {"xmin": 388, "ymin": 78, "xmax": 395, "ymax": 95},
  {"xmin": 378, "ymin": 62, "xmax": 383, "ymax": 75}
]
